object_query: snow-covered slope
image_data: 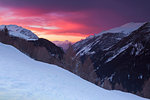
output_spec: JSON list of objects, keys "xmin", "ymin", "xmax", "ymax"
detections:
[
  {"xmin": 0, "ymin": 42, "xmax": 148, "ymax": 100},
  {"xmin": 0, "ymin": 25, "xmax": 38, "ymax": 41},
  {"xmin": 97, "ymin": 22, "xmax": 145, "ymax": 36}
]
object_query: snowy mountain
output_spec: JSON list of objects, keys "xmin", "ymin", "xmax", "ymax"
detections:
[
  {"xmin": 97, "ymin": 22, "xmax": 145, "ymax": 36},
  {"xmin": 0, "ymin": 25, "xmax": 38, "ymax": 40},
  {"xmin": 0, "ymin": 27, "xmax": 64, "ymax": 66},
  {"xmin": 74, "ymin": 22, "xmax": 145, "ymax": 56},
  {"xmin": 73, "ymin": 22, "xmax": 150, "ymax": 98},
  {"xmin": 94, "ymin": 22, "xmax": 150, "ymax": 93},
  {"xmin": 0, "ymin": 42, "xmax": 148, "ymax": 100}
]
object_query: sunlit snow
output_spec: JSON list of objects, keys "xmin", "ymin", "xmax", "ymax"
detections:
[{"xmin": 0, "ymin": 25, "xmax": 38, "ymax": 41}]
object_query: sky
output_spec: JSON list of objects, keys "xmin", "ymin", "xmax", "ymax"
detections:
[{"xmin": 0, "ymin": 0, "xmax": 150, "ymax": 42}]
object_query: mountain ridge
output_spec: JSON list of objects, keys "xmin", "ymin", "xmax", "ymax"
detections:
[
  {"xmin": 0, "ymin": 25, "xmax": 38, "ymax": 41},
  {"xmin": 73, "ymin": 22, "xmax": 146, "ymax": 57},
  {"xmin": 73, "ymin": 22, "xmax": 150, "ymax": 98}
]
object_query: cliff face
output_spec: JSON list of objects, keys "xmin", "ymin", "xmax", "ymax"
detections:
[{"xmin": 0, "ymin": 29, "xmax": 64, "ymax": 65}]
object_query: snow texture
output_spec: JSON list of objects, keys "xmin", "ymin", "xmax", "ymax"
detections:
[
  {"xmin": 84, "ymin": 22, "xmax": 144, "ymax": 40},
  {"xmin": 134, "ymin": 43, "xmax": 144, "ymax": 56},
  {"xmin": 97, "ymin": 22, "xmax": 145, "ymax": 36},
  {"xmin": 0, "ymin": 42, "xmax": 148, "ymax": 100},
  {"xmin": 76, "ymin": 42, "xmax": 94, "ymax": 56},
  {"xmin": 0, "ymin": 25, "xmax": 38, "ymax": 41},
  {"xmin": 106, "ymin": 43, "xmax": 132, "ymax": 63}
]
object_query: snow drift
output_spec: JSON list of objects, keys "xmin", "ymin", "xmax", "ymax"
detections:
[{"xmin": 0, "ymin": 42, "xmax": 148, "ymax": 100}]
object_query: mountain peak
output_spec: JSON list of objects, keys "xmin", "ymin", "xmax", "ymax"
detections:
[
  {"xmin": 97, "ymin": 22, "xmax": 145, "ymax": 36},
  {"xmin": 0, "ymin": 25, "xmax": 38, "ymax": 41}
]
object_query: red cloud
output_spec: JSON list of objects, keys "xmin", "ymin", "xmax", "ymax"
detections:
[
  {"xmin": 0, "ymin": 7, "xmax": 91, "ymax": 42},
  {"xmin": 0, "ymin": 5, "xmax": 130, "ymax": 42}
]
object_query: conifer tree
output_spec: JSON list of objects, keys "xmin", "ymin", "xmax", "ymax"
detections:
[{"xmin": 3, "ymin": 26, "xmax": 9, "ymax": 35}]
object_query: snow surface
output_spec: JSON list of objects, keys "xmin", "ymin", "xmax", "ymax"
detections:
[
  {"xmin": 0, "ymin": 25, "xmax": 38, "ymax": 41},
  {"xmin": 0, "ymin": 42, "xmax": 148, "ymax": 100},
  {"xmin": 83, "ymin": 22, "xmax": 144, "ymax": 40},
  {"xmin": 97, "ymin": 22, "xmax": 145, "ymax": 36},
  {"xmin": 106, "ymin": 43, "xmax": 132, "ymax": 63}
]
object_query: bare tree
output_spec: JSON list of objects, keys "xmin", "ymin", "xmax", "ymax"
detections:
[
  {"xmin": 63, "ymin": 43, "xmax": 76, "ymax": 72},
  {"xmin": 63, "ymin": 44, "xmax": 97, "ymax": 84},
  {"xmin": 4, "ymin": 26, "xmax": 8, "ymax": 34},
  {"xmin": 79, "ymin": 57, "xmax": 97, "ymax": 83}
]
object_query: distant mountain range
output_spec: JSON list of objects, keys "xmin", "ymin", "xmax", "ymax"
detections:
[
  {"xmin": 73, "ymin": 22, "xmax": 150, "ymax": 98},
  {"xmin": 52, "ymin": 40, "xmax": 72, "ymax": 51}
]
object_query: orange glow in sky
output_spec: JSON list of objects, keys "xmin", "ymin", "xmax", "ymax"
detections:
[
  {"xmin": 39, "ymin": 34, "xmax": 87, "ymax": 43},
  {"xmin": 0, "ymin": 7, "xmax": 92, "ymax": 42},
  {"xmin": 0, "ymin": 0, "xmax": 150, "ymax": 42}
]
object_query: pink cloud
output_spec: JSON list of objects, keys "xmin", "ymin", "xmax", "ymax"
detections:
[{"xmin": 0, "ymin": 5, "xmax": 129, "ymax": 42}]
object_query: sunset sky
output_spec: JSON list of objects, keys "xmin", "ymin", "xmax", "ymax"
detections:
[{"xmin": 0, "ymin": 0, "xmax": 150, "ymax": 42}]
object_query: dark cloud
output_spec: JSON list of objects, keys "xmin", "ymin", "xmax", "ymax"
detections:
[
  {"xmin": 0, "ymin": 0, "xmax": 103, "ymax": 12},
  {"xmin": 0, "ymin": 0, "xmax": 150, "ymax": 34},
  {"xmin": 0, "ymin": 0, "xmax": 150, "ymax": 13}
]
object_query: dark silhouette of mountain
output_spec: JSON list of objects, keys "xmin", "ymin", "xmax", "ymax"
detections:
[{"xmin": 73, "ymin": 22, "xmax": 150, "ymax": 98}]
